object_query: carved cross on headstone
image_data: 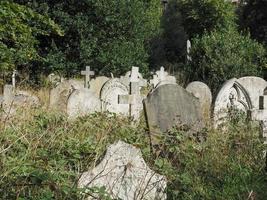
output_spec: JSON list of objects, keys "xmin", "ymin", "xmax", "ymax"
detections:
[
  {"xmin": 250, "ymin": 89, "xmax": 267, "ymax": 145},
  {"xmin": 118, "ymin": 67, "xmax": 142, "ymax": 120},
  {"xmin": 81, "ymin": 66, "xmax": 95, "ymax": 88}
]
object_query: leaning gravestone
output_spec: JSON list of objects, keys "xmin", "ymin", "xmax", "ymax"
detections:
[
  {"xmin": 144, "ymin": 84, "xmax": 203, "ymax": 143},
  {"xmin": 49, "ymin": 80, "xmax": 83, "ymax": 113},
  {"xmin": 213, "ymin": 76, "xmax": 267, "ymax": 128},
  {"xmin": 100, "ymin": 79, "xmax": 129, "ymax": 116},
  {"xmin": 186, "ymin": 81, "xmax": 212, "ymax": 121},
  {"xmin": 89, "ymin": 76, "xmax": 109, "ymax": 97},
  {"xmin": 67, "ymin": 88, "xmax": 101, "ymax": 119},
  {"xmin": 78, "ymin": 141, "xmax": 167, "ymax": 200}
]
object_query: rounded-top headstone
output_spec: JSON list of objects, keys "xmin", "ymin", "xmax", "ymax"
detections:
[
  {"xmin": 186, "ymin": 81, "xmax": 212, "ymax": 121},
  {"xmin": 67, "ymin": 88, "xmax": 101, "ymax": 119},
  {"xmin": 100, "ymin": 79, "xmax": 129, "ymax": 116},
  {"xmin": 49, "ymin": 79, "xmax": 83, "ymax": 113}
]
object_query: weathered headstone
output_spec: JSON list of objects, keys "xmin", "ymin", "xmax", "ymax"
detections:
[
  {"xmin": 186, "ymin": 81, "xmax": 212, "ymax": 121},
  {"xmin": 2, "ymin": 85, "xmax": 40, "ymax": 116},
  {"xmin": 89, "ymin": 76, "xmax": 110, "ymax": 97},
  {"xmin": 48, "ymin": 73, "xmax": 63, "ymax": 86},
  {"xmin": 150, "ymin": 67, "xmax": 176, "ymax": 88},
  {"xmin": 67, "ymin": 88, "xmax": 101, "ymax": 119},
  {"xmin": 100, "ymin": 79, "xmax": 129, "ymax": 116},
  {"xmin": 49, "ymin": 80, "xmax": 83, "ymax": 113},
  {"xmin": 144, "ymin": 84, "xmax": 203, "ymax": 143},
  {"xmin": 118, "ymin": 67, "xmax": 144, "ymax": 120},
  {"xmin": 213, "ymin": 76, "xmax": 267, "ymax": 128},
  {"xmin": 81, "ymin": 66, "xmax": 95, "ymax": 88},
  {"xmin": 12, "ymin": 70, "xmax": 18, "ymax": 88},
  {"xmin": 78, "ymin": 141, "xmax": 167, "ymax": 200}
]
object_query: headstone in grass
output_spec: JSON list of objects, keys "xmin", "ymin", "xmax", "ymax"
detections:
[
  {"xmin": 49, "ymin": 80, "xmax": 83, "ymax": 113},
  {"xmin": 67, "ymin": 88, "xmax": 101, "ymax": 119},
  {"xmin": 213, "ymin": 76, "xmax": 267, "ymax": 128},
  {"xmin": 100, "ymin": 78, "xmax": 129, "ymax": 116},
  {"xmin": 144, "ymin": 84, "xmax": 203, "ymax": 144},
  {"xmin": 186, "ymin": 81, "xmax": 212, "ymax": 122},
  {"xmin": 78, "ymin": 141, "xmax": 167, "ymax": 200}
]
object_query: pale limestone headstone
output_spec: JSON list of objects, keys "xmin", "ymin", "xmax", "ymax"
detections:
[
  {"xmin": 48, "ymin": 73, "xmax": 63, "ymax": 85},
  {"xmin": 81, "ymin": 66, "xmax": 95, "ymax": 88},
  {"xmin": 144, "ymin": 84, "xmax": 203, "ymax": 143},
  {"xmin": 186, "ymin": 81, "xmax": 212, "ymax": 121},
  {"xmin": 213, "ymin": 76, "xmax": 267, "ymax": 128},
  {"xmin": 67, "ymin": 88, "xmax": 101, "ymax": 119},
  {"xmin": 100, "ymin": 79, "xmax": 129, "ymax": 116},
  {"xmin": 12, "ymin": 70, "xmax": 18, "ymax": 88},
  {"xmin": 118, "ymin": 67, "xmax": 144, "ymax": 120},
  {"xmin": 89, "ymin": 76, "xmax": 110, "ymax": 97},
  {"xmin": 78, "ymin": 141, "xmax": 167, "ymax": 200},
  {"xmin": 49, "ymin": 80, "xmax": 83, "ymax": 113},
  {"xmin": 151, "ymin": 67, "xmax": 176, "ymax": 88}
]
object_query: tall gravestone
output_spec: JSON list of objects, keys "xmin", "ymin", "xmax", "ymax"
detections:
[
  {"xmin": 144, "ymin": 84, "xmax": 203, "ymax": 143},
  {"xmin": 78, "ymin": 141, "xmax": 167, "ymax": 200},
  {"xmin": 186, "ymin": 81, "xmax": 212, "ymax": 122}
]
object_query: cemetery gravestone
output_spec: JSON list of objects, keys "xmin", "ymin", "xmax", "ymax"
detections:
[
  {"xmin": 213, "ymin": 76, "xmax": 267, "ymax": 128},
  {"xmin": 78, "ymin": 141, "xmax": 167, "ymax": 200},
  {"xmin": 100, "ymin": 79, "xmax": 129, "ymax": 116},
  {"xmin": 144, "ymin": 84, "xmax": 203, "ymax": 143},
  {"xmin": 81, "ymin": 66, "xmax": 95, "ymax": 88},
  {"xmin": 89, "ymin": 76, "xmax": 109, "ymax": 97},
  {"xmin": 120, "ymin": 68, "xmax": 147, "ymax": 88},
  {"xmin": 118, "ymin": 67, "xmax": 144, "ymax": 120},
  {"xmin": 67, "ymin": 88, "xmax": 101, "ymax": 119},
  {"xmin": 186, "ymin": 81, "xmax": 212, "ymax": 121},
  {"xmin": 49, "ymin": 80, "xmax": 83, "ymax": 113}
]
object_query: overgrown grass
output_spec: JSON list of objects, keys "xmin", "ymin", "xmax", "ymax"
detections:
[{"xmin": 0, "ymin": 108, "xmax": 266, "ymax": 199}]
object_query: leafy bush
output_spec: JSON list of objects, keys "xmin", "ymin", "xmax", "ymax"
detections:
[
  {"xmin": 0, "ymin": 1, "xmax": 62, "ymax": 74},
  {"xmin": 0, "ymin": 106, "xmax": 266, "ymax": 199},
  {"xmin": 187, "ymin": 26, "xmax": 267, "ymax": 91}
]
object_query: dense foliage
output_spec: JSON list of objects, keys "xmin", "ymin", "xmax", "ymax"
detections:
[
  {"xmin": 15, "ymin": 0, "xmax": 162, "ymax": 77},
  {"xmin": 239, "ymin": 0, "xmax": 267, "ymax": 46},
  {"xmin": 0, "ymin": 107, "xmax": 266, "ymax": 199},
  {"xmin": 0, "ymin": 1, "xmax": 62, "ymax": 74},
  {"xmin": 187, "ymin": 26, "xmax": 266, "ymax": 91}
]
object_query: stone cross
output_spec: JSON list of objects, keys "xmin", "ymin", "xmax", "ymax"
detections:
[
  {"xmin": 119, "ymin": 67, "xmax": 142, "ymax": 120},
  {"xmin": 250, "ymin": 90, "xmax": 267, "ymax": 145},
  {"xmin": 81, "ymin": 66, "xmax": 95, "ymax": 88},
  {"xmin": 12, "ymin": 70, "xmax": 18, "ymax": 89}
]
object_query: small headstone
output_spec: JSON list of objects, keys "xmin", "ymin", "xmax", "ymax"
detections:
[
  {"xmin": 89, "ymin": 76, "xmax": 110, "ymax": 97},
  {"xmin": 49, "ymin": 80, "xmax": 83, "ymax": 113},
  {"xmin": 12, "ymin": 70, "xmax": 18, "ymax": 88},
  {"xmin": 67, "ymin": 88, "xmax": 101, "ymax": 119},
  {"xmin": 48, "ymin": 73, "xmax": 62, "ymax": 86},
  {"xmin": 150, "ymin": 67, "xmax": 176, "ymax": 88},
  {"xmin": 78, "ymin": 141, "xmax": 167, "ymax": 200},
  {"xmin": 144, "ymin": 84, "xmax": 203, "ymax": 143},
  {"xmin": 2, "ymin": 85, "xmax": 40, "ymax": 116},
  {"xmin": 100, "ymin": 79, "xmax": 129, "ymax": 116},
  {"xmin": 186, "ymin": 81, "xmax": 212, "ymax": 121},
  {"xmin": 81, "ymin": 66, "xmax": 95, "ymax": 88}
]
